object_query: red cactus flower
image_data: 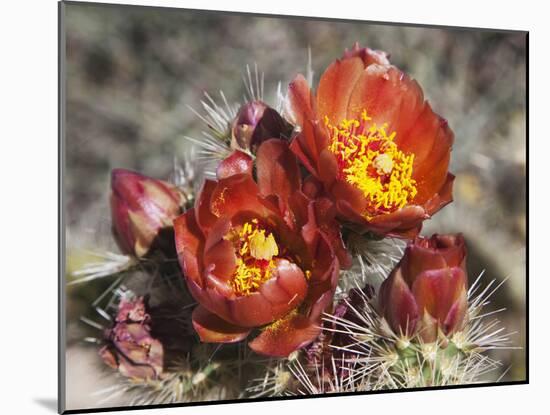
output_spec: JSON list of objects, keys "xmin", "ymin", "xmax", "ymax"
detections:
[
  {"xmin": 100, "ymin": 296, "xmax": 164, "ymax": 380},
  {"xmin": 288, "ymin": 43, "xmax": 454, "ymax": 238},
  {"xmin": 174, "ymin": 139, "xmax": 343, "ymax": 357},
  {"xmin": 231, "ymin": 100, "xmax": 293, "ymax": 153},
  {"xmin": 111, "ymin": 169, "xmax": 185, "ymax": 258},
  {"xmin": 379, "ymin": 234, "xmax": 468, "ymax": 343}
]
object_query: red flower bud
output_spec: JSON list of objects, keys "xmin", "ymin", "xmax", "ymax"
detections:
[
  {"xmin": 231, "ymin": 100, "xmax": 292, "ymax": 153},
  {"xmin": 110, "ymin": 169, "xmax": 184, "ymax": 258},
  {"xmin": 379, "ymin": 234, "xmax": 468, "ymax": 342}
]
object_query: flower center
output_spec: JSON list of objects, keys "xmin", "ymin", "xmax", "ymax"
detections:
[
  {"xmin": 326, "ymin": 110, "xmax": 417, "ymax": 217},
  {"xmin": 225, "ymin": 219, "xmax": 279, "ymax": 296}
]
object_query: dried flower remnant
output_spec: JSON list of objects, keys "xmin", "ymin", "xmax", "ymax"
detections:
[
  {"xmin": 110, "ymin": 169, "xmax": 185, "ymax": 258},
  {"xmin": 100, "ymin": 295, "xmax": 164, "ymax": 380},
  {"xmin": 289, "ymin": 44, "xmax": 454, "ymax": 238}
]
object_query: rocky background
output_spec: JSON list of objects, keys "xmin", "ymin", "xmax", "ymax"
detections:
[{"xmin": 63, "ymin": 2, "xmax": 527, "ymax": 409}]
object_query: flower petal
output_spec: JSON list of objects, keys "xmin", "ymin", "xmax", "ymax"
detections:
[
  {"xmin": 203, "ymin": 218, "xmax": 231, "ymax": 253},
  {"xmin": 443, "ymin": 294, "xmax": 468, "ymax": 335},
  {"xmin": 390, "ymin": 77, "xmax": 426, "ymax": 140},
  {"xmin": 256, "ymin": 139, "xmax": 301, "ymax": 200},
  {"xmin": 260, "ymin": 259, "xmax": 308, "ymax": 305},
  {"xmin": 398, "ymin": 103, "xmax": 452, "ymax": 171},
  {"xmin": 194, "ymin": 180, "xmax": 218, "ymax": 232},
  {"xmin": 316, "ymin": 56, "xmax": 365, "ymax": 124},
  {"xmin": 401, "ymin": 243, "xmax": 448, "ymax": 287},
  {"xmin": 318, "ymin": 148, "xmax": 339, "ymax": 188},
  {"xmin": 216, "ymin": 150, "xmax": 253, "ymax": 179},
  {"xmin": 192, "ymin": 305, "xmax": 251, "ymax": 343},
  {"xmin": 412, "ymin": 232, "xmax": 465, "ymax": 268},
  {"xmin": 289, "ymin": 133, "xmax": 318, "ymax": 177},
  {"xmin": 351, "ymin": 66, "xmax": 425, "ymax": 137},
  {"xmin": 368, "ymin": 205, "xmax": 427, "ymax": 238},
  {"xmin": 191, "ymin": 258, "xmax": 308, "ymax": 328},
  {"xmin": 203, "ymin": 238, "xmax": 237, "ymax": 280},
  {"xmin": 305, "ymin": 259, "xmax": 339, "ymax": 321},
  {"xmin": 302, "ymin": 175, "xmax": 323, "ymax": 199},
  {"xmin": 312, "ymin": 196, "xmax": 352, "ymax": 269},
  {"xmin": 379, "ymin": 267, "xmax": 419, "ymax": 336},
  {"xmin": 335, "ymin": 199, "xmax": 370, "ymax": 227},
  {"xmin": 342, "ymin": 43, "xmax": 391, "ymax": 66},
  {"xmin": 435, "ymin": 232, "xmax": 466, "ymax": 266},
  {"xmin": 174, "ymin": 209, "xmax": 204, "ymax": 285},
  {"xmin": 346, "ymin": 64, "xmax": 396, "ymax": 123},
  {"xmin": 331, "ymin": 179, "xmax": 368, "ymax": 217},
  {"xmin": 411, "ymin": 266, "xmax": 468, "ymax": 327},
  {"xmin": 288, "ymin": 74, "xmax": 315, "ymax": 127},
  {"xmin": 209, "ymin": 174, "xmax": 266, "ymax": 219},
  {"xmin": 308, "ymin": 232, "xmax": 337, "ymax": 284},
  {"xmin": 423, "ymin": 173, "xmax": 455, "ymax": 217},
  {"xmin": 413, "ymin": 147, "xmax": 452, "ymax": 206},
  {"xmin": 248, "ymin": 312, "xmax": 321, "ymax": 357},
  {"xmin": 411, "ymin": 117, "xmax": 453, "ymax": 178},
  {"xmin": 228, "ymin": 259, "xmax": 308, "ymax": 327},
  {"xmin": 295, "ymin": 122, "xmax": 326, "ymax": 173},
  {"xmin": 300, "ymin": 234, "xmax": 339, "ymax": 323}
]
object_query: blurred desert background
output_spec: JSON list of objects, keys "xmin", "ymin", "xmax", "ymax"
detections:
[{"xmin": 62, "ymin": 1, "xmax": 527, "ymax": 409}]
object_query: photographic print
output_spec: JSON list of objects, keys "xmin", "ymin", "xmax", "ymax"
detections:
[{"xmin": 59, "ymin": 1, "xmax": 528, "ymax": 412}]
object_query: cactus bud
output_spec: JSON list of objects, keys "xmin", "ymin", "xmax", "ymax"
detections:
[
  {"xmin": 110, "ymin": 169, "xmax": 184, "ymax": 258},
  {"xmin": 379, "ymin": 234, "xmax": 468, "ymax": 343},
  {"xmin": 231, "ymin": 100, "xmax": 292, "ymax": 153}
]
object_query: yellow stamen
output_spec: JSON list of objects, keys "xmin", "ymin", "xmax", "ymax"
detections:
[
  {"xmin": 249, "ymin": 230, "xmax": 279, "ymax": 260},
  {"xmin": 211, "ymin": 187, "xmax": 227, "ymax": 217},
  {"xmin": 224, "ymin": 220, "xmax": 312, "ymax": 296},
  {"xmin": 225, "ymin": 220, "xmax": 278, "ymax": 296},
  {"xmin": 232, "ymin": 257, "xmax": 272, "ymax": 296},
  {"xmin": 373, "ymin": 153, "xmax": 394, "ymax": 175},
  {"xmin": 326, "ymin": 111, "xmax": 417, "ymax": 217},
  {"xmin": 263, "ymin": 309, "xmax": 299, "ymax": 332}
]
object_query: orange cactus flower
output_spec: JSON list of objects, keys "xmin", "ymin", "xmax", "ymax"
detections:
[
  {"xmin": 174, "ymin": 139, "xmax": 344, "ymax": 357},
  {"xmin": 289, "ymin": 44, "xmax": 454, "ymax": 238}
]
